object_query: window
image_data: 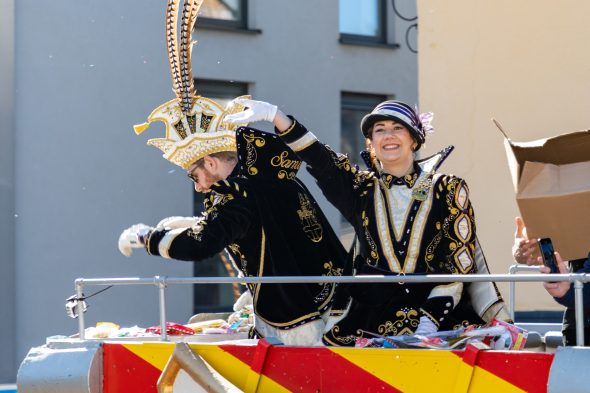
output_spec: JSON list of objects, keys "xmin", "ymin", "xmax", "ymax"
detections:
[
  {"xmin": 199, "ymin": 0, "xmax": 248, "ymax": 30},
  {"xmin": 341, "ymin": 92, "xmax": 388, "ymax": 168},
  {"xmin": 339, "ymin": 0, "xmax": 387, "ymax": 44},
  {"xmin": 191, "ymin": 79, "xmax": 248, "ymax": 314},
  {"xmin": 194, "ymin": 79, "xmax": 248, "ymax": 108}
]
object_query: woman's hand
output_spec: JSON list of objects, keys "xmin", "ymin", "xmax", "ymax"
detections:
[
  {"xmin": 541, "ymin": 251, "xmax": 570, "ymax": 298},
  {"xmin": 512, "ymin": 216, "xmax": 540, "ymax": 265},
  {"xmin": 414, "ymin": 316, "xmax": 438, "ymax": 336}
]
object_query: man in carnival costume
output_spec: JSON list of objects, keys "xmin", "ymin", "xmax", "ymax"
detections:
[{"xmin": 118, "ymin": 0, "xmax": 346, "ymax": 346}]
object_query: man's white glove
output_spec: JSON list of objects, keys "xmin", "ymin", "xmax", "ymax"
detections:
[
  {"xmin": 156, "ymin": 216, "xmax": 200, "ymax": 230},
  {"xmin": 118, "ymin": 223, "xmax": 153, "ymax": 257},
  {"xmin": 232, "ymin": 290, "xmax": 253, "ymax": 312},
  {"xmin": 224, "ymin": 98, "xmax": 277, "ymax": 124},
  {"xmin": 414, "ymin": 316, "xmax": 438, "ymax": 336}
]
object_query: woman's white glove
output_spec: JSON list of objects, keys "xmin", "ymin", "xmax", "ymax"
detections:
[
  {"xmin": 224, "ymin": 98, "xmax": 277, "ymax": 124},
  {"xmin": 156, "ymin": 216, "xmax": 200, "ymax": 230},
  {"xmin": 414, "ymin": 316, "xmax": 438, "ymax": 336},
  {"xmin": 118, "ymin": 223, "xmax": 153, "ymax": 257}
]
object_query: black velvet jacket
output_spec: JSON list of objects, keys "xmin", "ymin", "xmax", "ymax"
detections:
[
  {"xmin": 147, "ymin": 127, "xmax": 346, "ymax": 329},
  {"xmin": 278, "ymin": 118, "xmax": 495, "ymax": 346}
]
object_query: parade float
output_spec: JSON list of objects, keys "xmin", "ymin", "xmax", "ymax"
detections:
[{"xmin": 15, "ymin": 271, "xmax": 590, "ymax": 393}]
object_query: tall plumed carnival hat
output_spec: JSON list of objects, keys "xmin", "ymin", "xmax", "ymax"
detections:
[{"xmin": 133, "ymin": 0, "xmax": 250, "ymax": 170}]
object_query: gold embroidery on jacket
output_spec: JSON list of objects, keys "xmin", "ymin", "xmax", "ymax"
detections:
[
  {"xmin": 361, "ymin": 210, "xmax": 379, "ymax": 265},
  {"xmin": 204, "ymin": 192, "xmax": 234, "ymax": 219},
  {"xmin": 405, "ymin": 173, "xmax": 418, "ymax": 188},
  {"xmin": 242, "ymin": 132, "xmax": 265, "ymax": 175},
  {"xmin": 251, "ymin": 228, "xmax": 265, "ymax": 307},
  {"xmin": 378, "ymin": 308, "xmax": 420, "ymax": 336},
  {"xmin": 386, "ymin": 174, "xmax": 440, "ymax": 273},
  {"xmin": 324, "ymin": 325, "xmax": 358, "ymax": 346},
  {"xmin": 277, "ymin": 170, "xmax": 296, "ymax": 180},
  {"xmin": 271, "ymin": 150, "xmax": 302, "ymax": 181},
  {"xmin": 314, "ymin": 261, "xmax": 343, "ymax": 307},
  {"xmin": 297, "ymin": 193, "xmax": 323, "ymax": 242},
  {"xmin": 228, "ymin": 243, "xmax": 248, "ymax": 274},
  {"xmin": 334, "ymin": 154, "xmax": 352, "ymax": 172},
  {"xmin": 186, "ymin": 227, "xmax": 204, "ymax": 241},
  {"xmin": 374, "ymin": 173, "xmax": 436, "ymax": 274},
  {"xmin": 213, "ymin": 193, "xmax": 234, "ymax": 206},
  {"xmin": 425, "ymin": 177, "xmax": 475, "ymax": 273}
]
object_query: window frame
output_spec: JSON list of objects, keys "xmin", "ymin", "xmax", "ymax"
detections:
[
  {"xmin": 198, "ymin": 0, "xmax": 261, "ymax": 34},
  {"xmin": 340, "ymin": 91, "xmax": 389, "ymax": 167},
  {"xmin": 338, "ymin": 0, "xmax": 399, "ymax": 48},
  {"xmin": 339, "ymin": 91, "xmax": 389, "ymax": 227}
]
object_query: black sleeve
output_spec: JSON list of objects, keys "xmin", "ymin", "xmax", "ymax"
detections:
[
  {"xmin": 277, "ymin": 117, "xmax": 373, "ymax": 223},
  {"xmin": 555, "ymin": 254, "xmax": 590, "ymax": 309},
  {"xmin": 146, "ymin": 180, "xmax": 254, "ymax": 261}
]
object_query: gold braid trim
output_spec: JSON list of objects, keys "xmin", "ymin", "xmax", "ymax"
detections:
[{"xmin": 277, "ymin": 118, "xmax": 298, "ymax": 136}]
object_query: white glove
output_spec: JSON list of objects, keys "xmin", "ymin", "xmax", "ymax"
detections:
[
  {"xmin": 232, "ymin": 290, "xmax": 253, "ymax": 312},
  {"xmin": 118, "ymin": 223, "xmax": 153, "ymax": 257},
  {"xmin": 414, "ymin": 316, "xmax": 438, "ymax": 336},
  {"xmin": 224, "ymin": 98, "xmax": 278, "ymax": 124},
  {"xmin": 156, "ymin": 216, "xmax": 200, "ymax": 230}
]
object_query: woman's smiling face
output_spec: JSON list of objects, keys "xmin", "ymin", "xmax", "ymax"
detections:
[{"xmin": 369, "ymin": 120, "xmax": 416, "ymax": 167}]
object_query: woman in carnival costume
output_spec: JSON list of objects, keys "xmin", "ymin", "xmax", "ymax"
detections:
[{"xmin": 225, "ymin": 99, "xmax": 510, "ymax": 346}]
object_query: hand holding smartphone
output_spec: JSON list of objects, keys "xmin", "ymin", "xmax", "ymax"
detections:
[{"xmin": 538, "ymin": 238, "xmax": 559, "ymax": 275}]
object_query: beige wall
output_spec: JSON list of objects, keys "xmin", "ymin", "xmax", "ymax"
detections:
[{"xmin": 417, "ymin": 0, "xmax": 590, "ymax": 311}]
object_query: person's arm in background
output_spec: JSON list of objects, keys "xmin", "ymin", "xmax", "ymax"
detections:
[
  {"xmin": 512, "ymin": 216, "xmax": 541, "ymax": 265},
  {"xmin": 541, "ymin": 252, "xmax": 590, "ymax": 309}
]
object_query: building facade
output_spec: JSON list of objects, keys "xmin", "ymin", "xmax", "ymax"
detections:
[
  {"xmin": 417, "ymin": 0, "xmax": 590, "ymax": 314},
  {"xmin": 0, "ymin": 0, "xmax": 417, "ymax": 381}
]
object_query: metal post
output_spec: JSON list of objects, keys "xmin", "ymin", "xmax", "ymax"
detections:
[
  {"xmin": 507, "ymin": 264, "xmax": 541, "ymax": 322},
  {"xmin": 76, "ymin": 280, "xmax": 85, "ymax": 340},
  {"xmin": 574, "ymin": 279, "xmax": 585, "ymax": 346},
  {"xmin": 509, "ymin": 265, "xmax": 517, "ymax": 321},
  {"xmin": 157, "ymin": 276, "xmax": 168, "ymax": 341}
]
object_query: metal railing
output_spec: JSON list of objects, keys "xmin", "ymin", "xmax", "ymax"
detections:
[
  {"xmin": 508, "ymin": 264, "xmax": 542, "ymax": 321},
  {"xmin": 74, "ymin": 272, "xmax": 589, "ymax": 345}
]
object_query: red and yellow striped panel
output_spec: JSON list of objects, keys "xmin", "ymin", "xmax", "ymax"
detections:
[{"xmin": 102, "ymin": 340, "xmax": 553, "ymax": 392}]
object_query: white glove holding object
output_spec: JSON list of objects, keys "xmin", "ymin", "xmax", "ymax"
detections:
[
  {"xmin": 414, "ymin": 316, "xmax": 438, "ymax": 336},
  {"xmin": 232, "ymin": 290, "xmax": 253, "ymax": 312},
  {"xmin": 224, "ymin": 98, "xmax": 277, "ymax": 124},
  {"xmin": 118, "ymin": 223, "xmax": 153, "ymax": 257},
  {"xmin": 156, "ymin": 216, "xmax": 200, "ymax": 230}
]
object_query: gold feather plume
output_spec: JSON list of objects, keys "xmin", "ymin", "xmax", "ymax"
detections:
[
  {"xmin": 179, "ymin": 0, "xmax": 203, "ymax": 119},
  {"xmin": 166, "ymin": 0, "xmax": 183, "ymax": 105}
]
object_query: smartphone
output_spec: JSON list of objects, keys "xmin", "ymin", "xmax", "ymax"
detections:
[{"xmin": 538, "ymin": 238, "xmax": 559, "ymax": 274}]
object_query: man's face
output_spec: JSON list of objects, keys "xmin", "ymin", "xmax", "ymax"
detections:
[
  {"xmin": 187, "ymin": 155, "xmax": 238, "ymax": 193},
  {"xmin": 187, "ymin": 160, "xmax": 221, "ymax": 193}
]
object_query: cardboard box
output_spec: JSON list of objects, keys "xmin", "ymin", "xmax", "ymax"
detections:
[{"xmin": 495, "ymin": 120, "xmax": 590, "ymax": 261}]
